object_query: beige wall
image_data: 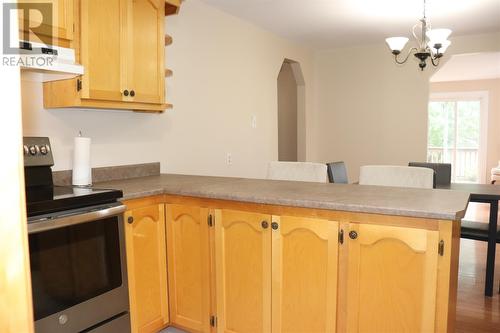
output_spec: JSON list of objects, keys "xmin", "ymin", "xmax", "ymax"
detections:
[
  {"xmin": 430, "ymin": 79, "xmax": 500, "ymax": 182},
  {"xmin": 21, "ymin": 0, "xmax": 315, "ymax": 178},
  {"xmin": 313, "ymin": 32, "xmax": 500, "ymax": 182},
  {"xmin": 277, "ymin": 61, "xmax": 298, "ymax": 161}
]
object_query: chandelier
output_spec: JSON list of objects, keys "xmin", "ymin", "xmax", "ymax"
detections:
[{"xmin": 385, "ymin": 0, "xmax": 452, "ymax": 71}]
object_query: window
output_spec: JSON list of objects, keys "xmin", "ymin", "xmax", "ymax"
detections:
[{"xmin": 427, "ymin": 92, "xmax": 488, "ymax": 183}]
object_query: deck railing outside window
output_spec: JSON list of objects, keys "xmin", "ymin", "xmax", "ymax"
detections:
[{"xmin": 427, "ymin": 147, "xmax": 479, "ymax": 183}]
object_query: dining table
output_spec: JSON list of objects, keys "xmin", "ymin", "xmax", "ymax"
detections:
[{"xmin": 437, "ymin": 183, "xmax": 500, "ymax": 297}]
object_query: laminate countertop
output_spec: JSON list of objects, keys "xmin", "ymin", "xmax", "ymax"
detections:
[{"xmin": 94, "ymin": 174, "xmax": 470, "ymax": 220}]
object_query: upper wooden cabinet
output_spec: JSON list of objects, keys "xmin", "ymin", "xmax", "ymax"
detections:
[
  {"xmin": 80, "ymin": 0, "xmax": 124, "ymax": 102},
  {"xmin": 124, "ymin": 203, "xmax": 169, "ymax": 333},
  {"xmin": 166, "ymin": 204, "xmax": 212, "ymax": 333},
  {"xmin": 130, "ymin": 0, "xmax": 165, "ymax": 104},
  {"xmin": 18, "ymin": 0, "xmax": 74, "ymax": 47},
  {"xmin": 43, "ymin": 0, "xmax": 170, "ymax": 112},
  {"xmin": 345, "ymin": 222, "xmax": 440, "ymax": 332}
]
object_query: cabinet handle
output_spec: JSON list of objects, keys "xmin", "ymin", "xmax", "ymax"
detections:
[
  {"xmin": 271, "ymin": 222, "xmax": 279, "ymax": 230},
  {"xmin": 127, "ymin": 216, "xmax": 134, "ymax": 224},
  {"xmin": 130, "ymin": 90, "xmax": 135, "ymax": 97},
  {"xmin": 123, "ymin": 89, "xmax": 129, "ymax": 96},
  {"xmin": 349, "ymin": 230, "xmax": 358, "ymax": 240},
  {"xmin": 261, "ymin": 221, "xmax": 269, "ymax": 229}
]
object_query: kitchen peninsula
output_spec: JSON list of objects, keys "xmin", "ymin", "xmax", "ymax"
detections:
[{"xmin": 94, "ymin": 173, "xmax": 469, "ymax": 333}]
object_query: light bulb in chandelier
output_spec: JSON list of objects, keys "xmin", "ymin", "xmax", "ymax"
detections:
[
  {"xmin": 385, "ymin": 37, "xmax": 409, "ymax": 54},
  {"xmin": 427, "ymin": 39, "xmax": 451, "ymax": 56},
  {"xmin": 426, "ymin": 29, "xmax": 452, "ymax": 45}
]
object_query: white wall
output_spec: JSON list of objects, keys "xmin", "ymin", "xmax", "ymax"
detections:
[
  {"xmin": 22, "ymin": 0, "xmax": 315, "ymax": 178},
  {"xmin": 313, "ymin": 32, "xmax": 500, "ymax": 182},
  {"xmin": 430, "ymin": 79, "xmax": 500, "ymax": 182}
]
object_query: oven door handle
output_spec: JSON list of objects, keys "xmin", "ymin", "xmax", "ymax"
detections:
[{"xmin": 28, "ymin": 203, "xmax": 127, "ymax": 234}]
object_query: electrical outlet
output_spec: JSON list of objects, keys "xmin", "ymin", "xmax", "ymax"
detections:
[
  {"xmin": 251, "ymin": 115, "xmax": 257, "ymax": 128},
  {"xmin": 226, "ymin": 153, "xmax": 232, "ymax": 165}
]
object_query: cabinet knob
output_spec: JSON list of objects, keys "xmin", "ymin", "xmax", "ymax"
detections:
[
  {"xmin": 261, "ymin": 221, "xmax": 269, "ymax": 229},
  {"xmin": 271, "ymin": 222, "xmax": 279, "ymax": 230},
  {"xmin": 349, "ymin": 230, "xmax": 358, "ymax": 240},
  {"xmin": 127, "ymin": 216, "xmax": 134, "ymax": 224},
  {"xmin": 123, "ymin": 89, "xmax": 129, "ymax": 96},
  {"xmin": 130, "ymin": 90, "xmax": 135, "ymax": 97}
]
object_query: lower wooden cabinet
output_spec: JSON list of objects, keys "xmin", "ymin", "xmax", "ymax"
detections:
[
  {"xmin": 345, "ymin": 223, "xmax": 439, "ymax": 332},
  {"xmin": 272, "ymin": 216, "xmax": 339, "ymax": 333},
  {"xmin": 166, "ymin": 204, "xmax": 212, "ymax": 333},
  {"xmin": 124, "ymin": 203, "xmax": 169, "ymax": 333},
  {"xmin": 215, "ymin": 210, "xmax": 272, "ymax": 333},
  {"xmin": 214, "ymin": 211, "xmax": 339, "ymax": 333},
  {"xmin": 123, "ymin": 197, "xmax": 457, "ymax": 333}
]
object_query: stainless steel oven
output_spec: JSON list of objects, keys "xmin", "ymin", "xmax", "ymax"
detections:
[
  {"xmin": 28, "ymin": 203, "xmax": 130, "ymax": 333},
  {"xmin": 24, "ymin": 137, "xmax": 130, "ymax": 332}
]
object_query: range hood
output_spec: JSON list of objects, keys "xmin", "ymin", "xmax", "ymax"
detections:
[{"xmin": 19, "ymin": 41, "xmax": 84, "ymax": 82}]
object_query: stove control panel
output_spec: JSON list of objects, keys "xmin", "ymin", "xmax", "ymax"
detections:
[{"xmin": 23, "ymin": 137, "xmax": 54, "ymax": 167}]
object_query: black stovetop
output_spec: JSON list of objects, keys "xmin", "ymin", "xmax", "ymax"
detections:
[{"xmin": 26, "ymin": 185, "xmax": 123, "ymax": 218}]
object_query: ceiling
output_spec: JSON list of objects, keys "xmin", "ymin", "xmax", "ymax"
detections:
[
  {"xmin": 200, "ymin": 0, "xmax": 500, "ymax": 49},
  {"xmin": 430, "ymin": 52, "xmax": 500, "ymax": 82}
]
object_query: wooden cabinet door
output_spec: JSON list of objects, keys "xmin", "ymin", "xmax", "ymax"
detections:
[
  {"xmin": 18, "ymin": 0, "xmax": 74, "ymax": 44},
  {"xmin": 80, "ymin": 0, "xmax": 127, "ymax": 101},
  {"xmin": 272, "ymin": 216, "xmax": 338, "ymax": 333},
  {"xmin": 346, "ymin": 223, "xmax": 439, "ymax": 333},
  {"xmin": 215, "ymin": 210, "xmax": 272, "ymax": 333},
  {"xmin": 129, "ymin": 0, "xmax": 165, "ymax": 104},
  {"xmin": 166, "ymin": 204, "xmax": 211, "ymax": 333},
  {"xmin": 125, "ymin": 204, "xmax": 169, "ymax": 333}
]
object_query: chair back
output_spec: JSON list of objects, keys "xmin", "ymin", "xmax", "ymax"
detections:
[
  {"xmin": 408, "ymin": 162, "xmax": 451, "ymax": 187},
  {"xmin": 267, "ymin": 162, "xmax": 328, "ymax": 183},
  {"xmin": 359, "ymin": 165, "xmax": 434, "ymax": 189},
  {"xmin": 327, "ymin": 161, "xmax": 348, "ymax": 184}
]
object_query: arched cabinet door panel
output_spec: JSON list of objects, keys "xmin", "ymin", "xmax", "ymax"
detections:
[
  {"xmin": 215, "ymin": 210, "xmax": 272, "ymax": 333},
  {"xmin": 346, "ymin": 223, "xmax": 439, "ymax": 333},
  {"xmin": 125, "ymin": 204, "xmax": 169, "ymax": 333},
  {"xmin": 166, "ymin": 204, "xmax": 211, "ymax": 333},
  {"xmin": 272, "ymin": 216, "xmax": 339, "ymax": 333}
]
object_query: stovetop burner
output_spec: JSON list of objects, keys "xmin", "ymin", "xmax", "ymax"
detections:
[
  {"xmin": 23, "ymin": 137, "xmax": 123, "ymax": 218},
  {"xmin": 26, "ymin": 185, "xmax": 123, "ymax": 218}
]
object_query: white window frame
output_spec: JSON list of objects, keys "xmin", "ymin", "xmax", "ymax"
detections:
[{"xmin": 428, "ymin": 91, "xmax": 489, "ymax": 184}]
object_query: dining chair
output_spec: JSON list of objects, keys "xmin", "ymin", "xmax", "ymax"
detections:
[
  {"xmin": 461, "ymin": 201, "xmax": 500, "ymax": 295},
  {"xmin": 461, "ymin": 202, "xmax": 500, "ymax": 294},
  {"xmin": 359, "ymin": 165, "xmax": 434, "ymax": 189},
  {"xmin": 408, "ymin": 162, "xmax": 451, "ymax": 188},
  {"xmin": 266, "ymin": 161, "xmax": 328, "ymax": 183},
  {"xmin": 327, "ymin": 161, "xmax": 348, "ymax": 184},
  {"xmin": 461, "ymin": 204, "xmax": 500, "ymax": 242}
]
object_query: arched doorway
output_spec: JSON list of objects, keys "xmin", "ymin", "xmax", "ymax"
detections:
[{"xmin": 277, "ymin": 59, "xmax": 305, "ymax": 161}]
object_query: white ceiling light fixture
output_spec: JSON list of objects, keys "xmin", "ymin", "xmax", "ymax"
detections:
[{"xmin": 385, "ymin": 0, "xmax": 452, "ymax": 71}]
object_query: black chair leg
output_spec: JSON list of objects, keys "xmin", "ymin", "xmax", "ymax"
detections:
[{"xmin": 485, "ymin": 200, "xmax": 498, "ymax": 297}]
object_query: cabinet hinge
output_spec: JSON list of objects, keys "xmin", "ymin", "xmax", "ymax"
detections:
[
  {"xmin": 438, "ymin": 240, "xmax": 445, "ymax": 256},
  {"xmin": 339, "ymin": 229, "xmax": 344, "ymax": 245},
  {"xmin": 208, "ymin": 214, "xmax": 214, "ymax": 227},
  {"xmin": 76, "ymin": 79, "xmax": 82, "ymax": 92},
  {"xmin": 210, "ymin": 315, "xmax": 217, "ymax": 327}
]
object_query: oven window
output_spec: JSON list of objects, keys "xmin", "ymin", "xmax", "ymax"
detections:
[{"xmin": 29, "ymin": 217, "xmax": 122, "ymax": 320}]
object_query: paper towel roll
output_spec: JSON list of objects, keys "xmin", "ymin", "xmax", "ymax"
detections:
[{"xmin": 72, "ymin": 136, "xmax": 92, "ymax": 186}]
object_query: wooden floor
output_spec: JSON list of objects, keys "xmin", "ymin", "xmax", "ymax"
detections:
[{"xmin": 456, "ymin": 238, "xmax": 500, "ymax": 333}]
